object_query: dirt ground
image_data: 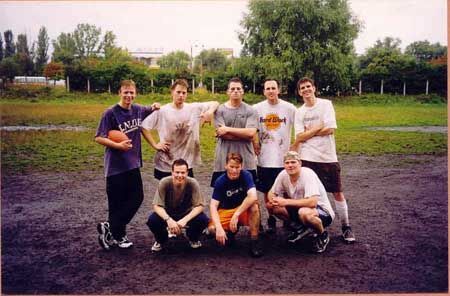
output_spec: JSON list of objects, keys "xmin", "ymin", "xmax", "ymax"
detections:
[{"xmin": 1, "ymin": 154, "xmax": 448, "ymax": 294}]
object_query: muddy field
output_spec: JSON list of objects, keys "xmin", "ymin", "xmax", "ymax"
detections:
[{"xmin": 1, "ymin": 154, "xmax": 448, "ymax": 294}]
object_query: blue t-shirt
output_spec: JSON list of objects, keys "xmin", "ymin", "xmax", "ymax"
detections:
[
  {"xmin": 95, "ymin": 103, "xmax": 154, "ymax": 177},
  {"xmin": 212, "ymin": 170, "xmax": 255, "ymax": 209}
]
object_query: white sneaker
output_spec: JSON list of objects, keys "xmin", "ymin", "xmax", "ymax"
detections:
[
  {"xmin": 116, "ymin": 236, "xmax": 133, "ymax": 249},
  {"xmin": 151, "ymin": 241, "xmax": 162, "ymax": 252},
  {"xmin": 189, "ymin": 240, "xmax": 202, "ymax": 249}
]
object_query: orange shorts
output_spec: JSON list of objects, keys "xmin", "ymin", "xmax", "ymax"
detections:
[{"xmin": 208, "ymin": 207, "xmax": 250, "ymax": 231}]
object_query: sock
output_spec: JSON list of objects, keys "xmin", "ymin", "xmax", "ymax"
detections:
[{"xmin": 334, "ymin": 199, "xmax": 350, "ymax": 227}]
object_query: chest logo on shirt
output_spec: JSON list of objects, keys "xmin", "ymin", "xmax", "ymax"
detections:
[
  {"xmin": 226, "ymin": 188, "xmax": 243, "ymax": 197},
  {"xmin": 260, "ymin": 113, "xmax": 286, "ymax": 131},
  {"xmin": 118, "ymin": 118, "xmax": 142, "ymax": 134}
]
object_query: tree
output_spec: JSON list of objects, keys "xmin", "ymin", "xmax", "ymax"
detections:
[
  {"xmin": 52, "ymin": 32, "xmax": 77, "ymax": 64},
  {"xmin": 4, "ymin": 30, "xmax": 16, "ymax": 58},
  {"xmin": 194, "ymin": 49, "xmax": 230, "ymax": 73},
  {"xmin": 73, "ymin": 23, "xmax": 102, "ymax": 58},
  {"xmin": 0, "ymin": 34, "xmax": 4, "ymax": 61},
  {"xmin": 405, "ymin": 41, "xmax": 447, "ymax": 62},
  {"xmin": 15, "ymin": 34, "xmax": 34, "ymax": 76},
  {"xmin": 239, "ymin": 0, "xmax": 360, "ymax": 94},
  {"xmin": 35, "ymin": 26, "xmax": 49, "ymax": 75},
  {"xmin": 101, "ymin": 30, "xmax": 118, "ymax": 58},
  {"xmin": 0, "ymin": 57, "xmax": 20, "ymax": 82},
  {"xmin": 43, "ymin": 61, "xmax": 65, "ymax": 85},
  {"xmin": 158, "ymin": 50, "xmax": 191, "ymax": 72}
]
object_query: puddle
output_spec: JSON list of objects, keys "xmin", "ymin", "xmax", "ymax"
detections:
[
  {"xmin": 366, "ymin": 126, "xmax": 447, "ymax": 133},
  {"xmin": 0, "ymin": 125, "xmax": 91, "ymax": 132}
]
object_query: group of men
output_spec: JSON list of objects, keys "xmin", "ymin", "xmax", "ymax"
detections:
[{"xmin": 94, "ymin": 76, "xmax": 356, "ymax": 258}]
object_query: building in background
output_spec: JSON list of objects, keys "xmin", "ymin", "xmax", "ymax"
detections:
[{"xmin": 129, "ymin": 48, "xmax": 164, "ymax": 69}]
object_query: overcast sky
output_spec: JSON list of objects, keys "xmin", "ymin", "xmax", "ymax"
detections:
[{"xmin": 0, "ymin": 0, "xmax": 447, "ymax": 57}]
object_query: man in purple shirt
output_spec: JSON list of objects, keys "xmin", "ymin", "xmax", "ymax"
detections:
[{"xmin": 95, "ymin": 80, "xmax": 159, "ymax": 250}]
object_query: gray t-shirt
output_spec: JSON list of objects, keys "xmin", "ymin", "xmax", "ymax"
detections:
[
  {"xmin": 153, "ymin": 176, "xmax": 205, "ymax": 218},
  {"xmin": 213, "ymin": 102, "xmax": 258, "ymax": 171}
]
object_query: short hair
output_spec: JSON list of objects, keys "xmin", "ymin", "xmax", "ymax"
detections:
[
  {"xmin": 283, "ymin": 151, "xmax": 301, "ymax": 162},
  {"xmin": 296, "ymin": 77, "xmax": 315, "ymax": 90},
  {"xmin": 263, "ymin": 78, "xmax": 279, "ymax": 88},
  {"xmin": 227, "ymin": 77, "xmax": 243, "ymax": 89},
  {"xmin": 225, "ymin": 152, "xmax": 243, "ymax": 164},
  {"xmin": 170, "ymin": 78, "xmax": 189, "ymax": 91},
  {"xmin": 120, "ymin": 80, "xmax": 136, "ymax": 89},
  {"xmin": 171, "ymin": 158, "xmax": 189, "ymax": 171}
]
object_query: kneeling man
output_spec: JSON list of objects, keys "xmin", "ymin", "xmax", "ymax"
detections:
[
  {"xmin": 268, "ymin": 151, "xmax": 335, "ymax": 253},
  {"xmin": 208, "ymin": 152, "xmax": 263, "ymax": 258},
  {"xmin": 147, "ymin": 158, "xmax": 209, "ymax": 252}
]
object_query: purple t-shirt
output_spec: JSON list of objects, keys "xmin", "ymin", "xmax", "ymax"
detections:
[{"xmin": 95, "ymin": 103, "xmax": 154, "ymax": 177}]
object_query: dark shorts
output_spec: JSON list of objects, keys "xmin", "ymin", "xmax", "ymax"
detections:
[
  {"xmin": 256, "ymin": 166, "xmax": 284, "ymax": 193},
  {"xmin": 301, "ymin": 160, "xmax": 343, "ymax": 193},
  {"xmin": 287, "ymin": 205, "xmax": 332, "ymax": 228},
  {"xmin": 154, "ymin": 168, "xmax": 194, "ymax": 180},
  {"xmin": 210, "ymin": 170, "xmax": 257, "ymax": 187}
]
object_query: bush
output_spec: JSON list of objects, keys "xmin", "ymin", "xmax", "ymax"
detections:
[{"xmin": 1, "ymin": 84, "xmax": 52, "ymax": 99}]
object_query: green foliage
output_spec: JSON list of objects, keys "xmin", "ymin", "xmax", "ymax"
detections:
[
  {"xmin": 158, "ymin": 51, "xmax": 191, "ymax": 72},
  {"xmin": 0, "ymin": 57, "xmax": 20, "ymax": 81},
  {"xmin": 3, "ymin": 30, "xmax": 15, "ymax": 58},
  {"xmin": 35, "ymin": 26, "xmax": 49, "ymax": 75},
  {"xmin": 405, "ymin": 41, "xmax": 447, "ymax": 62},
  {"xmin": 72, "ymin": 23, "xmax": 102, "ymax": 58},
  {"xmin": 239, "ymin": 0, "xmax": 361, "ymax": 95},
  {"xmin": 0, "ymin": 84, "xmax": 52, "ymax": 99},
  {"xmin": 194, "ymin": 49, "xmax": 230, "ymax": 73},
  {"xmin": 52, "ymin": 32, "xmax": 77, "ymax": 64}
]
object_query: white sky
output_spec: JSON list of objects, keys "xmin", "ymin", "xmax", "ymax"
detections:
[{"xmin": 0, "ymin": 0, "xmax": 447, "ymax": 57}]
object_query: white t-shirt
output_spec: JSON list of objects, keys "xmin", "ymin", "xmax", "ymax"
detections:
[
  {"xmin": 142, "ymin": 102, "xmax": 213, "ymax": 172},
  {"xmin": 253, "ymin": 99, "xmax": 296, "ymax": 168},
  {"xmin": 271, "ymin": 168, "xmax": 335, "ymax": 220},
  {"xmin": 294, "ymin": 98, "xmax": 338, "ymax": 163}
]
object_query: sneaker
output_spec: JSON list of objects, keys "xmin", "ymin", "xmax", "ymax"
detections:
[
  {"xmin": 117, "ymin": 236, "xmax": 133, "ymax": 249},
  {"xmin": 312, "ymin": 231, "xmax": 330, "ymax": 253},
  {"xmin": 202, "ymin": 228, "xmax": 215, "ymax": 239},
  {"xmin": 189, "ymin": 240, "xmax": 202, "ymax": 249},
  {"xmin": 151, "ymin": 241, "xmax": 162, "ymax": 252},
  {"xmin": 266, "ymin": 215, "xmax": 277, "ymax": 234},
  {"xmin": 287, "ymin": 226, "xmax": 314, "ymax": 243},
  {"xmin": 97, "ymin": 221, "xmax": 114, "ymax": 251},
  {"xmin": 342, "ymin": 226, "xmax": 356, "ymax": 243},
  {"xmin": 249, "ymin": 238, "xmax": 264, "ymax": 258}
]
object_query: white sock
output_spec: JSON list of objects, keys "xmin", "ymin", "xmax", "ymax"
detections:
[{"xmin": 334, "ymin": 199, "xmax": 350, "ymax": 227}]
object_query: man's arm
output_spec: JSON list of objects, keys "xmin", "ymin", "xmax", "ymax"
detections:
[
  {"xmin": 153, "ymin": 204, "xmax": 182, "ymax": 235},
  {"xmin": 229, "ymin": 187, "xmax": 258, "ymax": 232},
  {"xmin": 199, "ymin": 101, "xmax": 220, "ymax": 125},
  {"xmin": 272, "ymin": 195, "xmax": 318, "ymax": 209},
  {"xmin": 176, "ymin": 205, "xmax": 205, "ymax": 228},
  {"xmin": 141, "ymin": 129, "xmax": 170, "ymax": 152},
  {"xmin": 210, "ymin": 199, "xmax": 228, "ymax": 245},
  {"xmin": 216, "ymin": 126, "xmax": 257, "ymax": 141},
  {"xmin": 95, "ymin": 136, "xmax": 132, "ymax": 151}
]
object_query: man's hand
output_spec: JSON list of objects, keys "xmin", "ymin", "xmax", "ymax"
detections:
[
  {"xmin": 167, "ymin": 218, "xmax": 181, "ymax": 235},
  {"xmin": 215, "ymin": 125, "xmax": 228, "ymax": 137},
  {"xmin": 253, "ymin": 141, "xmax": 261, "ymax": 156},
  {"xmin": 117, "ymin": 139, "xmax": 132, "ymax": 151},
  {"xmin": 272, "ymin": 196, "xmax": 288, "ymax": 207},
  {"xmin": 155, "ymin": 141, "xmax": 170, "ymax": 153},
  {"xmin": 304, "ymin": 122, "xmax": 324, "ymax": 132},
  {"xmin": 151, "ymin": 102, "xmax": 161, "ymax": 110},
  {"xmin": 199, "ymin": 110, "xmax": 214, "ymax": 126},
  {"xmin": 215, "ymin": 226, "xmax": 228, "ymax": 246},
  {"xmin": 229, "ymin": 213, "xmax": 239, "ymax": 233},
  {"xmin": 176, "ymin": 218, "xmax": 188, "ymax": 229}
]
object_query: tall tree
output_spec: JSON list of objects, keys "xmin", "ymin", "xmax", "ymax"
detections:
[
  {"xmin": 52, "ymin": 32, "xmax": 77, "ymax": 64},
  {"xmin": 15, "ymin": 33, "xmax": 34, "ymax": 75},
  {"xmin": 0, "ymin": 34, "xmax": 4, "ymax": 61},
  {"xmin": 158, "ymin": 50, "xmax": 191, "ymax": 71},
  {"xmin": 239, "ymin": 0, "xmax": 360, "ymax": 94},
  {"xmin": 4, "ymin": 30, "xmax": 16, "ymax": 58},
  {"xmin": 73, "ymin": 23, "xmax": 102, "ymax": 58},
  {"xmin": 194, "ymin": 49, "xmax": 230, "ymax": 73},
  {"xmin": 101, "ymin": 30, "xmax": 117, "ymax": 58},
  {"xmin": 405, "ymin": 40, "xmax": 447, "ymax": 62},
  {"xmin": 35, "ymin": 26, "xmax": 49, "ymax": 74}
]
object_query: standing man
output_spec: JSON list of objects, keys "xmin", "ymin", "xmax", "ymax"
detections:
[
  {"xmin": 142, "ymin": 78, "xmax": 219, "ymax": 179},
  {"xmin": 267, "ymin": 151, "xmax": 334, "ymax": 253},
  {"xmin": 253, "ymin": 78, "xmax": 297, "ymax": 233},
  {"xmin": 208, "ymin": 153, "xmax": 264, "ymax": 258},
  {"xmin": 210, "ymin": 77, "xmax": 259, "ymax": 186},
  {"xmin": 95, "ymin": 80, "xmax": 159, "ymax": 250},
  {"xmin": 147, "ymin": 158, "xmax": 209, "ymax": 252},
  {"xmin": 291, "ymin": 77, "xmax": 355, "ymax": 243}
]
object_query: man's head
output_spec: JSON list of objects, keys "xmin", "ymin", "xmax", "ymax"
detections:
[
  {"xmin": 119, "ymin": 80, "xmax": 137, "ymax": 109},
  {"xmin": 170, "ymin": 79, "xmax": 189, "ymax": 107},
  {"xmin": 263, "ymin": 79, "xmax": 280, "ymax": 104},
  {"xmin": 296, "ymin": 77, "xmax": 316, "ymax": 103},
  {"xmin": 283, "ymin": 151, "xmax": 302, "ymax": 176},
  {"xmin": 171, "ymin": 158, "xmax": 189, "ymax": 186},
  {"xmin": 227, "ymin": 77, "xmax": 244, "ymax": 102},
  {"xmin": 225, "ymin": 152, "xmax": 243, "ymax": 180}
]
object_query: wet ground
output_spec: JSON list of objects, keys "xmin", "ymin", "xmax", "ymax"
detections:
[{"xmin": 1, "ymin": 154, "xmax": 448, "ymax": 294}]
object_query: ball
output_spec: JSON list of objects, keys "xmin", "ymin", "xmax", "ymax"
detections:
[{"xmin": 108, "ymin": 130, "xmax": 129, "ymax": 143}]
